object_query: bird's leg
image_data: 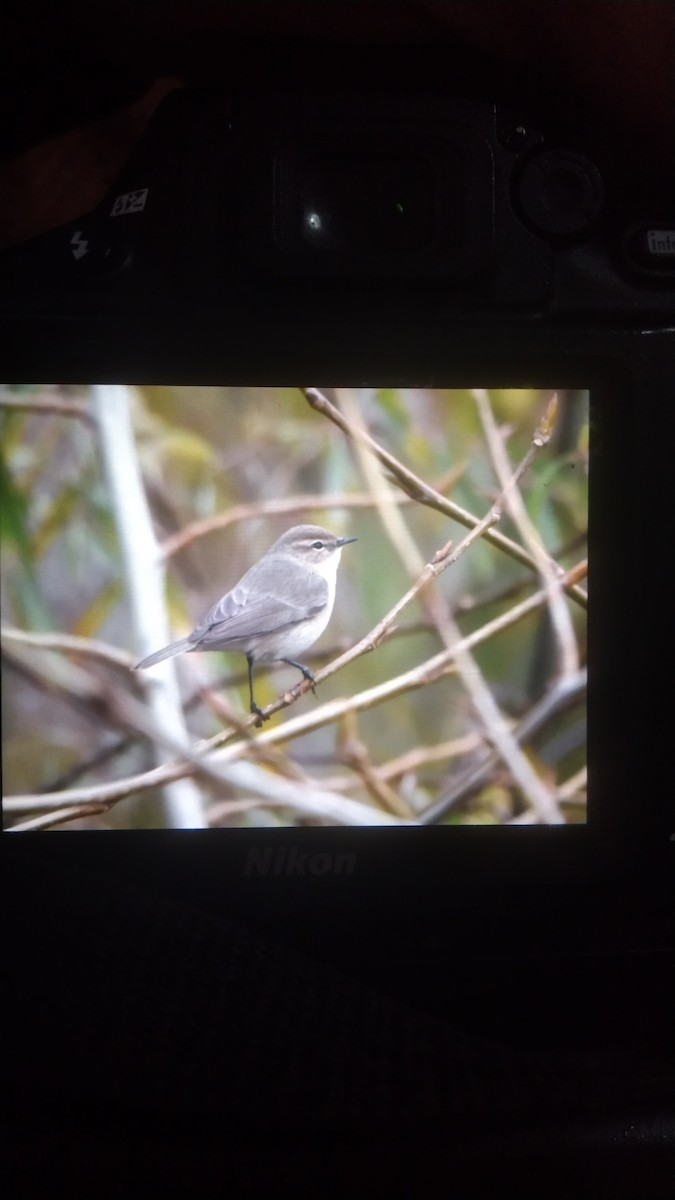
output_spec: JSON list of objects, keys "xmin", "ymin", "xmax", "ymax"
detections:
[
  {"xmin": 282, "ymin": 659, "xmax": 317, "ymax": 696},
  {"xmin": 247, "ymin": 654, "xmax": 269, "ymax": 723}
]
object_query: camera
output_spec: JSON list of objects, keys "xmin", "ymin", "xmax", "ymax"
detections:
[
  {"xmin": 1, "ymin": 88, "xmax": 673, "ymax": 967},
  {"xmin": 2, "ymin": 88, "xmax": 674, "ymax": 328}
]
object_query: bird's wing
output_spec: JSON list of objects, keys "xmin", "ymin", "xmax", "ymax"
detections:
[{"xmin": 190, "ymin": 556, "xmax": 328, "ymax": 648}]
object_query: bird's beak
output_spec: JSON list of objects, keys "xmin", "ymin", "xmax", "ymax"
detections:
[{"xmin": 337, "ymin": 536, "xmax": 358, "ymax": 546}]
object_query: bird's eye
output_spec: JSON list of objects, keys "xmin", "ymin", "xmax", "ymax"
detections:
[{"xmin": 312, "ymin": 540, "xmax": 324, "ymax": 549}]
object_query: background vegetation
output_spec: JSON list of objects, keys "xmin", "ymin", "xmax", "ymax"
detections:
[{"xmin": 1, "ymin": 384, "xmax": 587, "ymax": 829}]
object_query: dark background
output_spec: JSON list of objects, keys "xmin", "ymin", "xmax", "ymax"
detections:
[
  {"xmin": 2, "ymin": 0, "xmax": 674, "ymax": 251},
  {"xmin": 3, "ymin": 2, "xmax": 674, "ymax": 1194}
]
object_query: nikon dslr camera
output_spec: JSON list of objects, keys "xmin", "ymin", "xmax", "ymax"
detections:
[{"xmin": 2, "ymin": 88, "xmax": 673, "ymax": 959}]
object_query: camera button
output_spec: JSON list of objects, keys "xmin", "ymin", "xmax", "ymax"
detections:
[
  {"xmin": 66, "ymin": 228, "xmax": 133, "ymax": 280},
  {"xmin": 516, "ymin": 149, "xmax": 604, "ymax": 238},
  {"xmin": 622, "ymin": 223, "xmax": 675, "ymax": 278}
]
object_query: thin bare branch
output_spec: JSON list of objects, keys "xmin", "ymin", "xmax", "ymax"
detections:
[
  {"xmin": 8, "ymin": 804, "xmax": 111, "ymax": 832},
  {"xmin": 329, "ymin": 387, "xmax": 567, "ymax": 821},
  {"xmin": 161, "ymin": 489, "xmax": 423, "ymax": 561},
  {"xmin": 4, "ymin": 559, "xmax": 585, "ymax": 827},
  {"xmin": 473, "ymin": 388, "xmax": 579, "ymax": 679},
  {"xmin": 318, "ymin": 733, "xmax": 484, "ymax": 794},
  {"xmin": 297, "ymin": 389, "xmax": 571, "ymax": 822},
  {"xmin": 0, "ymin": 393, "xmax": 94, "ymax": 425},
  {"xmin": 334, "ymin": 387, "xmax": 456, "ymax": 646},
  {"xmin": 302, "ymin": 386, "xmax": 587, "ymax": 610},
  {"xmin": 417, "ymin": 668, "xmax": 587, "ymax": 825},
  {"xmin": 202, "ymin": 761, "xmax": 402, "ymax": 826},
  {"xmin": 557, "ymin": 766, "xmax": 587, "ymax": 804},
  {"xmin": 2, "ymin": 626, "xmax": 137, "ymax": 669},
  {"xmin": 375, "ymin": 733, "xmax": 483, "ymax": 782},
  {"xmin": 337, "ymin": 710, "xmax": 415, "ymax": 819}
]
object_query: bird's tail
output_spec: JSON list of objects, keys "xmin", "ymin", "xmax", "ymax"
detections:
[{"xmin": 134, "ymin": 638, "xmax": 192, "ymax": 670}]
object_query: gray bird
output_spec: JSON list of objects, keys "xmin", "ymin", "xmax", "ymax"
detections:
[{"xmin": 135, "ymin": 524, "xmax": 357, "ymax": 720}]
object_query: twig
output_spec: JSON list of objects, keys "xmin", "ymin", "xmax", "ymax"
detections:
[
  {"xmin": 8, "ymin": 804, "xmax": 111, "ymax": 832},
  {"xmin": 2, "ymin": 626, "xmax": 137, "ymax": 669},
  {"xmin": 4, "ymin": 657, "xmax": 404, "ymax": 827},
  {"xmin": 318, "ymin": 733, "xmax": 484, "ymax": 794},
  {"xmin": 302, "ymin": 386, "xmax": 587, "ymax": 610},
  {"xmin": 0, "ymin": 393, "xmax": 94, "ymax": 425},
  {"xmin": 4, "ymin": 560, "xmax": 584, "ymax": 825},
  {"xmin": 6, "ymin": 702, "xmax": 402, "ymax": 828},
  {"xmin": 334, "ymin": 387, "xmax": 455, "ymax": 646},
  {"xmin": 203, "ymin": 761, "xmax": 401, "ymax": 825},
  {"xmin": 300, "ymin": 389, "xmax": 569, "ymax": 822},
  {"xmin": 2, "ymin": 643, "xmax": 136, "ymax": 732},
  {"xmin": 329, "ymin": 387, "xmax": 558, "ymax": 820},
  {"xmin": 161, "ymin": 488, "xmax": 427, "ymax": 561},
  {"xmin": 36, "ymin": 737, "xmax": 138, "ymax": 795},
  {"xmin": 417, "ymin": 668, "xmax": 587, "ymax": 825},
  {"xmin": 372, "ymin": 733, "xmax": 483, "ymax": 782},
  {"xmin": 337, "ymin": 710, "xmax": 415, "ymax": 818},
  {"xmin": 473, "ymin": 388, "xmax": 579, "ymax": 679},
  {"xmin": 557, "ymin": 765, "xmax": 587, "ymax": 804},
  {"xmin": 197, "ymin": 684, "xmax": 320, "ymax": 783},
  {"xmin": 335, "ymin": 388, "xmax": 427, "ymax": 580}
]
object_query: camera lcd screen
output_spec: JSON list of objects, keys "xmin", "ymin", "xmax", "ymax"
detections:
[{"xmin": 1, "ymin": 385, "xmax": 587, "ymax": 831}]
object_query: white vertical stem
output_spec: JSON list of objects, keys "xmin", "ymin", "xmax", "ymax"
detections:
[{"xmin": 92, "ymin": 385, "xmax": 207, "ymax": 828}]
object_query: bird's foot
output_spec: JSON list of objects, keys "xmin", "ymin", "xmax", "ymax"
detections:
[
  {"xmin": 251, "ymin": 702, "xmax": 270, "ymax": 726},
  {"xmin": 282, "ymin": 659, "xmax": 318, "ymax": 696}
]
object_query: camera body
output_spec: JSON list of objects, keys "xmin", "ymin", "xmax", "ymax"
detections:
[
  {"xmin": 2, "ymin": 88, "xmax": 673, "ymax": 333},
  {"xmin": 2, "ymin": 89, "xmax": 673, "ymax": 963}
]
